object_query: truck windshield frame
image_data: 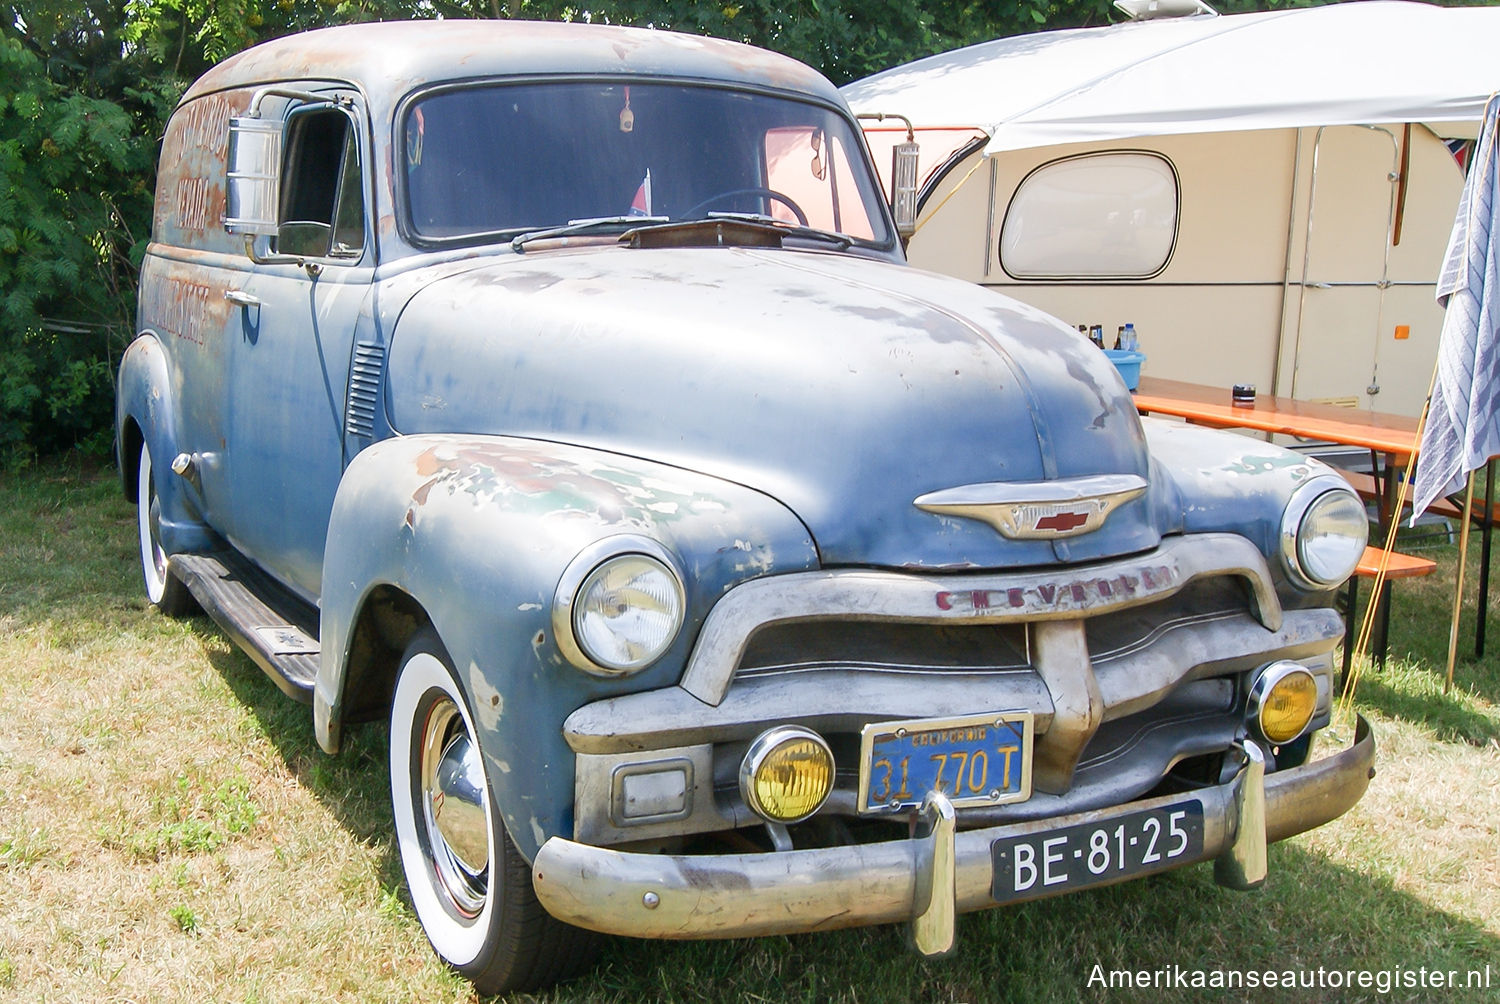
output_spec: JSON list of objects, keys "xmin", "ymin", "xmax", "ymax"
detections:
[{"xmin": 397, "ymin": 77, "xmax": 895, "ymax": 250}]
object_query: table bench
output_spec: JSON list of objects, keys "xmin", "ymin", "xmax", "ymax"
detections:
[{"xmin": 1343, "ymin": 545, "xmax": 1437, "ymax": 675}]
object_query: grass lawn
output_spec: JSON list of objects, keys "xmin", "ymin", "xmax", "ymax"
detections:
[{"xmin": 1, "ymin": 456, "xmax": 1496, "ymax": 1003}]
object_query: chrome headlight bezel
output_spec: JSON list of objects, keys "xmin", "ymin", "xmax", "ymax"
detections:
[
  {"xmin": 1279, "ymin": 476, "xmax": 1368, "ymax": 590},
  {"xmin": 1247, "ymin": 660, "xmax": 1320, "ymax": 745},
  {"xmin": 553, "ymin": 535, "xmax": 686, "ymax": 677},
  {"xmin": 738, "ymin": 725, "xmax": 835, "ymax": 825}
]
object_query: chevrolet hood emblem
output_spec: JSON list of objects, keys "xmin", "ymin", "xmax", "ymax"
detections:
[{"xmin": 914, "ymin": 475, "xmax": 1148, "ymax": 540}]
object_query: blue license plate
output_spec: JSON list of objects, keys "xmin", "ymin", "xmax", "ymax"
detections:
[{"xmin": 857, "ymin": 711, "xmax": 1033, "ymax": 813}]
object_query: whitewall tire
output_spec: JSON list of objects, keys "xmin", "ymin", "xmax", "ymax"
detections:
[
  {"xmin": 389, "ymin": 629, "xmax": 598, "ymax": 993},
  {"xmin": 136, "ymin": 442, "xmax": 195, "ymax": 616}
]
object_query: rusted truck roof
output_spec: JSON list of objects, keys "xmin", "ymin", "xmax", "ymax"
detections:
[{"xmin": 183, "ymin": 19, "xmax": 840, "ymax": 106}]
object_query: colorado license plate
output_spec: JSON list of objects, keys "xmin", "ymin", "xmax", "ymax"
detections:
[
  {"xmin": 990, "ymin": 800, "xmax": 1205, "ymax": 902},
  {"xmin": 857, "ymin": 711, "xmax": 1033, "ymax": 813}
]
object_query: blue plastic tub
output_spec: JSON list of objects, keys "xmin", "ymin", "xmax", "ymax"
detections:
[{"xmin": 1104, "ymin": 349, "xmax": 1146, "ymax": 391}]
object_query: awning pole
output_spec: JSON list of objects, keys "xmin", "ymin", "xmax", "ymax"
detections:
[{"xmin": 1446, "ymin": 470, "xmax": 1477, "ymax": 693}]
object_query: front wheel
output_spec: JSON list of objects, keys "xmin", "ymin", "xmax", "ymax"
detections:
[
  {"xmin": 389, "ymin": 629, "xmax": 598, "ymax": 994},
  {"xmin": 136, "ymin": 442, "xmax": 195, "ymax": 616}
]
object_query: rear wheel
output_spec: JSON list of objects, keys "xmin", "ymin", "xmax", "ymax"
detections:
[
  {"xmin": 389, "ymin": 629, "xmax": 599, "ymax": 993},
  {"xmin": 136, "ymin": 442, "xmax": 195, "ymax": 616}
]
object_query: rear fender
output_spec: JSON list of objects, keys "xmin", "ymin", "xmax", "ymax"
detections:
[{"xmin": 115, "ymin": 332, "xmax": 216, "ymax": 554}]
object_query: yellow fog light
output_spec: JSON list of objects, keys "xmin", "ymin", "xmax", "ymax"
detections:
[
  {"xmin": 1248, "ymin": 662, "xmax": 1319, "ymax": 745},
  {"xmin": 739, "ymin": 727, "xmax": 834, "ymax": 824}
]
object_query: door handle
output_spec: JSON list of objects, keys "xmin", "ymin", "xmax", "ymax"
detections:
[{"xmin": 225, "ymin": 289, "xmax": 262, "ymax": 308}]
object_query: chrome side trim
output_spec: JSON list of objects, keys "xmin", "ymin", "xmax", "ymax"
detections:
[
  {"xmin": 531, "ymin": 716, "xmax": 1373, "ymax": 940},
  {"xmin": 914, "ymin": 474, "xmax": 1148, "ymax": 540},
  {"xmin": 680, "ymin": 534, "xmax": 1283, "ymax": 706}
]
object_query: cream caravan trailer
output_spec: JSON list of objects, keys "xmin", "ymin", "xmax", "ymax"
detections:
[{"xmin": 844, "ymin": 1, "xmax": 1500, "ymax": 418}]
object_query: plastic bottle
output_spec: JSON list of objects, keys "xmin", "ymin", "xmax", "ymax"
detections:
[{"xmin": 1123, "ymin": 322, "xmax": 1138, "ymax": 352}]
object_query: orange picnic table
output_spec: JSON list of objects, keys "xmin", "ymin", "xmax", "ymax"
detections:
[
  {"xmin": 1131, "ymin": 376, "xmax": 1497, "ymax": 660},
  {"xmin": 1131, "ymin": 377, "xmax": 1423, "ymax": 459}
]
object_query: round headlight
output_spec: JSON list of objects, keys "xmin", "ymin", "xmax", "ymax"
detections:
[
  {"xmin": 554, "ymin": 537, "xmax": 685, "ymax": 677},
  {"xmin": 574, "ymin": 554, "xmax": 684, "ymax": 672},
  {"xmin": 739, "ymin": 727, "xmax": 835, "ymax": 824},
  {"xmin": 1248, "ymin": 662, "xmax": 1319, "ymax": 745},
  {"xmin": 1281, "ymin": 481, "xmax": 1368, "ymax": 589}
]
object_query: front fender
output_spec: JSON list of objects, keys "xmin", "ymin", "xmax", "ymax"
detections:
[
  {"xmin": 317, "ymin": 434, "xmax": 818, "ymax": 860},
  {"xmin": 1144, "ymin": 417, "xmax": 1331, "ymax": 551}
]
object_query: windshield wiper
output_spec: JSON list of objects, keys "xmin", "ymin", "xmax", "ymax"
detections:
[
  {"xmin": 511, "ymin": 216, "xmax": 669, "ymax": 253},
  {"xmin": 701, "ymin": 212, "xmax": 853, "ymax": 249}
]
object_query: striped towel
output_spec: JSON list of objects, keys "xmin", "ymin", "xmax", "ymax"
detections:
[{"xmin": 1414, "ymin": 92, "xmax": 1500, "ymax": 520}]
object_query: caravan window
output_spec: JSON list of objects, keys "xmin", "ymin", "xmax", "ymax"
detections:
[{"xmin": 1000, "ymin": 152, "xmax": 1178, "ymax": 279}]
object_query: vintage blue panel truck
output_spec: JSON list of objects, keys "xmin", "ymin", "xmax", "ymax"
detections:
[{"xmin": 117, "ymin": 20, "xmax": 1376, "ymax": 993}]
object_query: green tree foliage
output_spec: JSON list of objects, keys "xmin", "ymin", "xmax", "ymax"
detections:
[
  {"xmin": 0, "ymin": 11, "xmax": 171, "ymax": 456},
  {"xmin": 1, "ymin": 1, "xmax": 1309, "ymax": 459}
]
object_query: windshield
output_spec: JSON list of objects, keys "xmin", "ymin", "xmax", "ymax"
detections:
[{"xmin": 402, "ymin": 81, "xmax": 892, "ymax": 247}]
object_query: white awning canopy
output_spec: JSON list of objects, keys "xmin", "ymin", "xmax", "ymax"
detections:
[{"xmin": 842, "ymin": 2, "xmax": 1500, "ymax": 155}]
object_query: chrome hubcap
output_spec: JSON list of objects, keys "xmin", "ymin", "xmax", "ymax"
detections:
[
  {"xmin": 419, "ymin": 698, "xmax": 489, "ymax": 918},
  {"xmin": 139, "ymin": 450, "xmax": 168, "ymax": 599},
  {"xmin": 147, "ymin": 490, "xmax": 168, "ymax": 583}
]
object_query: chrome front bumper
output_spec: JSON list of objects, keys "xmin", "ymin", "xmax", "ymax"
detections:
[{"xmin": 532, "ymin": 716, "xmax": 1373, "ymax": 951}]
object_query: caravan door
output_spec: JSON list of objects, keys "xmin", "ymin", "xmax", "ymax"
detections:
[
  {"xmin": 1286, "ymin": 125, "xmax": 1399, "ymax": 409},
  {"xmin": 1285, "ymin": 125, "xmax": 1453, "ymax": 416}
]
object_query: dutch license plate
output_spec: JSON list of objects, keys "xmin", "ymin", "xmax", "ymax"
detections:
[
  {"xmin": 990, "ymin": 800, "xmax": 1205, "ymax": 903},
  {"xmin": 857, "ymin": 711, "xmax": 1033, "ymax": 813}
]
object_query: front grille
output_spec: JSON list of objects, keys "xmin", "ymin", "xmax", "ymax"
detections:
[{"xmin": 737, "ymin": 620, "xmax": 1031, "ymax": 676}]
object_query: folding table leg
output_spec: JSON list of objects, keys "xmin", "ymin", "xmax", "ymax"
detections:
[
  {"xmin": 1376, "ymin": 580, "xmax": 1393, "ymax": 670},
  {"xmin": 1341, "ymin": 576, "xmax": 1358, "ymax": 686}
]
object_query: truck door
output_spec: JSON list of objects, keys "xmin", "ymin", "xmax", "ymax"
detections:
[{"xmin": 220, "ymin": 95, "xmax": 373, "ymax": 601}]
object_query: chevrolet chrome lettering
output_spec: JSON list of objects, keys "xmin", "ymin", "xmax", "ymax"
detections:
[{"xmin": 934, "ymin": 564, "xmax": 1179, "ymax": 613}]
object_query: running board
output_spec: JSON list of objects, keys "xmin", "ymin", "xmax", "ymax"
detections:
[{"xmin": 172, "ymin": 552, "xmax": 319, "ymax": 703}]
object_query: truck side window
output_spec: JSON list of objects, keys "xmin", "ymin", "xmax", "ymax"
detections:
[{"xmin": 278, "ymin": 106, "xmax": 365, "ymax": 259}]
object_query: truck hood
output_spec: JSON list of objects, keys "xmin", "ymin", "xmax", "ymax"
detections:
[{"xmin": 386, "ymin": 246, "xmax": 1159, "ymax": 569}]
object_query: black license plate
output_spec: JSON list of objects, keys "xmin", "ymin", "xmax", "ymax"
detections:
[{"xmin": 990, "ymin": 800, "xmax": 1205, "ymax": 902}]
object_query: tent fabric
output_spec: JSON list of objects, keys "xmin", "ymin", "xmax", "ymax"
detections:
[
  {"xmin": 841, "ymin": 2, "xmax": 1500, "ymax": 155},
  {"xmin": 1413, "ymin": 93, "xmax": 1500, "ymax": 520}
]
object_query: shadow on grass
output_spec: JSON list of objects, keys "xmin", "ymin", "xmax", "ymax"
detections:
[
  {"xmin": 548, "ymin": 838, "xmax": 1500, "ymax": 1004},
  {"xmin": 178, "ymin": 617, "xmax": 1500, "ymax": 1004},
  {"xmin": 193, "ymin": 627, "xmax": 406, "ymax": 895},
  {"xmin": 1350, "ymin": 668, "xmax": 1500, "ymax": 747}
]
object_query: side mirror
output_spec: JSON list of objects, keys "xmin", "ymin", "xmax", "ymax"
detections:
[
  {"xmin": 224, "ymin": 115, "xmax": 282, "ymax": 238},
  {"xmin": 856, "ymin": 112, "xmax": 921, "ymax": 239},
  {"xmin": 891, "ymin": 138, "xmax": 920, "ymax": 239}
]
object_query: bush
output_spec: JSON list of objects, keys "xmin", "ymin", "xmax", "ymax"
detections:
[{"xmin": 0, "ymin": 35, "xmax": 163, "ymax": 460}]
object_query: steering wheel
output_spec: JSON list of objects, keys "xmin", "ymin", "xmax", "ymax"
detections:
[{"xmin": 682, "ymin": 187, "xmax": 809, "ymax": 227}]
